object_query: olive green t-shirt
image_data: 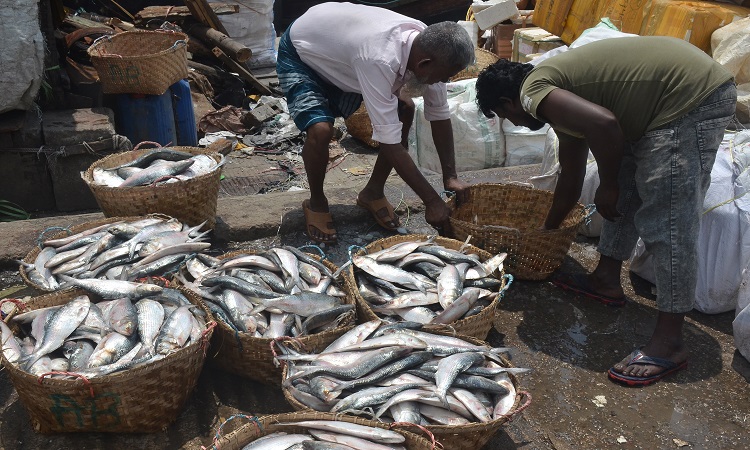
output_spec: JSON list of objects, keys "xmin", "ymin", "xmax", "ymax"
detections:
[{"xmin": 520, "ymin": 36, "xmax": 733, "ymax": 141}]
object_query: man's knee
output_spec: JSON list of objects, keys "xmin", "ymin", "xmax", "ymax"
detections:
[{"xmin": 306, "ymin": 122, "xmax": 335, "ymax": 148}]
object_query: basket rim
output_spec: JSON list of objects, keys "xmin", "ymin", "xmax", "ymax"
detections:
[
  {"xmin": 82, "ymin": 147, "xmax": 223, "ymax": 192},
  {"xmin": 0, "ymin": 286, "xmax": 216, "ymax": 385},
  {"xmin": 87, "ymin": 29, "xmax": 188, "ymax": 60},
  {"xmin": 447, "ymin": 182, "xmax": 587, "ymax": 231},
  {"xmin": 346, "ymin": 233, "xmax": 507, "ymax": 333},
  {"xmin": 190, "ymin": 248, "xmax": 355, "ymax": 345}
]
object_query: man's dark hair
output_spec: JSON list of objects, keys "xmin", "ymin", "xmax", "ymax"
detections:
[{"xmin": 475, "ymin": 59, "xmax": 535, "ymax": 118}]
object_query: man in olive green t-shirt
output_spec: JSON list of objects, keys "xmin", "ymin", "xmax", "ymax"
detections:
[{"xmin": 476, "ymin": 36, "xmax": 736, "ymax": 386}]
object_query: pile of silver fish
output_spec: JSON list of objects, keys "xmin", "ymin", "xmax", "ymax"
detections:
[
  {"xmin": 0, "ymin": 289, "xmax": 208, "ymax": 378},
  {"xmin": 20, "ymin": 216, "xmax": 211, "ymax": 290},
  {"xmin": 176, "ymin": 247, "xmax": 354, "ymax": 338},
  {"xmin": 278, "ymin": 320, "xmax": 528, "ymax": 425},
  {"xmin": 243, "ymin": 420, "xmax": 408, "ymax": 450},
  {"xmin": 90, "ymin": 148, "xmax": 223, "ymax": 187},
  {"xmin": 351, "ymin": 237, "xmax": 507, "ymax": 325}
]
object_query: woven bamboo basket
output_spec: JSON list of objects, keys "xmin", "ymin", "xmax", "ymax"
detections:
[
  {"xmin": 0, "ymin": 287, "xmax": 215, "ymax": 433},
  {"xmin": 87, "ymin": 30, "xmax": 188, "ymax": 95},
  {"xmin": 82, "ymin": 146, "xmax": 223, "ymax": 228},
  {"xmin": 212, "ymin": 411, "xmax": 437, "ymax": 450},
  {"xmin": 450, "ymin": 48, "xmax": 500, "ymax": 82},
  {"xmin": 281, "ymin": 330, "xmax": 531, "ymax": 450},
  {"xmin": 19, "ymin": 215, "xmax": 145, "ymax": 292},
  {"xmin": 344, "ymin": 234, "xmax": 507, "ymax": 340},
  {"xmin": 447, "ymin": 183, "xmax": 588, "ymax": 281},
  {"xmin": 203, "ymin": 250, "xmax": 356, "ymax": 385},
  {"xmin": 344, "ymin": 104, "xmax": 379, "ymax": 148}
]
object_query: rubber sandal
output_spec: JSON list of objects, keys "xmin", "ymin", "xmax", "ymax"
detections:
[
  {"xmin": 356, "ymin": 195, "xmax": 399, "ymax": 231},
  {"xmin": 302, "ymin": 199, "xmax": 337, "ymax": 244},
  {"xmin": 551, "ymin": 273, "xmax": 627, "ymax": 307},
  {"xmin": 607, "ymin": 348, "xmax": 688, "ymax": 387}
]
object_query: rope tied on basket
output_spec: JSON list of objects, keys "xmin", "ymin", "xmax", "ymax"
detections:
[
  {"xmin": 133, "ymin": 141, "xmax": 164, "ymax": 151},
  {"xmin": 200, "ymin": 321, "xmax": 217, "ymax": 357},
  {"xmin": 38, "ymin": 372, "xmax": 95, "ymax": 398},
  {"xmin": 208, "ymin": 414, "xmax": 263, "ymax": 450},
  {"xmin": 583, "ymin": 204, "xmax": 597, "ymax": 226},
  {"xmin": 500, "ymin": 390, "xmax": 532, "ymax": 422},
  {"xmin": 270, "ymin": 336, "xmax": 304, "ymax": 369},
  {"xmin": 134, "ymin": 276, "xmax": 171, "ymax": 287},
  {"xmin": 347, "ymin": 244, "xmax": 365, "ymax": 262},
  {"xmin": 36, "ymin": 226, "xmax": 72, "ymax": 248},
  {"xmin": 498, "ymin": 274, "xmax": 514, "ymax": 298},
  {"xmin": 389, "ymin": 422, "xmax": 443, "ymax": 450},
  {"xmin": 297, "ymin": 244, "xmax": 327, "ymax": 261},
  {"xmin": 0, "ymin": 298, "xmax": 27, "ymax": 320}
]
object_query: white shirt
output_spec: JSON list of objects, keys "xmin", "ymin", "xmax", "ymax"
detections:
[{"xmin": 290, "ymin": 2, "xmax": 450, "ymax": 145}]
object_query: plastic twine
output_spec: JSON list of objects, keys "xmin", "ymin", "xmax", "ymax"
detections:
[
  {"xmin": 389, "ymin": 422, "xmax": 442, "ymax": 449},
  {"xmin": 200, "ymin": 321, "xmax": 217, "ymax": 357},
  {"xmin": 582, "ymin": 204, "xmax": 597, "ymax": 226},
  {"xmin": 38, "ymin": 372, "xmax": 95, "ymax": 398},
  {"xmin": 209, "ymin": 414, "xmax": 263, "ymax": 450},
  {"xmin": 498, "ymin": 274, "xmax": 514, "ymax": 298},
  {"xmin": 347, "ymin": 244, "xmax": 365, "ymax": 262},
  {"xmin": 297, "ymin": 244, "xmax": 327, "ymax": 260},
  {"xmin": 36, "ymin": 226, "xmax": 72, "ymax": 248}
]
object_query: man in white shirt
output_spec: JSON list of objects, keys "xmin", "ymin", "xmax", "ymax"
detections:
[{"xmin": 277, "ymin": 2, "xmax": 474, "ymax": 244}]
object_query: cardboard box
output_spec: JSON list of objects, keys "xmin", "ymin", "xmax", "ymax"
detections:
[
  {"xmin": 512, "ymin": 27, "xmax": 565, "ymax": 62},
  {"xmin": 472, "ymin": 0, "xmax": 520, "ymax": 30}
]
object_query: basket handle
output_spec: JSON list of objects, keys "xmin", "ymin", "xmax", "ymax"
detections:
[
  {"xmin": 209, "ymin": 414, "xmax": 263, "ymax": 450},
  {"xmin": 133, "ymin": 141, "xmax": 164, "ymax": 151},
  {"xmin": 505, "ymin": 390, "xmax": 532, "ymax": 421},
  {"xmin": 38, "ymin": 372, "xmax": 95, "ymax": 398},
  {"xmin": 389, "ymin": 422, "xmax": 443, "ymax": 449},
  {"xmin": 498, "ymin": 273, "xmax": 514, "ymax": 298}
]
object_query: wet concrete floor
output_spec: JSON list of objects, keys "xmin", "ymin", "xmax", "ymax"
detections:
[{"xmin": 1, "ymin": 217, "xmax": 749, "ymax": 449}]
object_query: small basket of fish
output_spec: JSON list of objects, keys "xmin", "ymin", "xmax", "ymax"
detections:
[
  {"xmin": 211, "ymin": 411, "xmax": 438, "ymax": 450},
  {"xmin": 447, "ymin": 183, "xmax": 589, "ymax": 280},
  {"xmin": 175, "ymin": 246, "xmax": 357, "ymax": 385},
  {"xmin": 344, "ymin": 234, "xmax": 509, "ymax": 340},
  {"xmin": 0, "ymin": 285, "xmax": 215, "ymax": 433},
  {"xmin": 278, "ymin": 322, "xmax": 531, "ymax": 450},
  {"xmin": 19, "ymin": 215, "xmax": 211, "ymax": 292},
  {"xmin": 81, "ymin": 145, "xmax": 224, "ymax": 228}
]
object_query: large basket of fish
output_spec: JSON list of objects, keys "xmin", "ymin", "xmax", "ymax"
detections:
[
  {"xmin": 278, "ymin": 322, "xmax": 532, "ymax": 450},
  {"xmin": 81, "ymin": 145, "xmax": 224, "ymax": 228},
  {"xmin": 211, "ymin": 411, "xmax": 438, "ymax": 450},
  {"xmin": 344, "ymin": 234, "xmax": 509, "ymax": 340},
  {"xmin": 176, "ymin": 247, "xmax": 357, "ymax": 385},
  {"xmin": 0, "ymin": 285, "xmax": 215, "ymax": 433},
  {"xmin": 19, "ymin": 215, "xmax": 211, "ymax": 292},
  {"xmin": 447, "ymin": 183, "xmax": 589, "ymax": 280}
]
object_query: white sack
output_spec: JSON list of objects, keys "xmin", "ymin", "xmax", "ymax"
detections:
[
  {"xmin": 408, "ymin": 79, "xmax": 505, "ymax": 174},
  {"xmin": 711, "ymin": 17, "xmax": 750, "ymax": 125},
  {"xmin": 502, "ymin": 120, "xmax": 549, "ymax": 166},
  {"xmin": 212, "ymin": 0, "xmax": 277, "ymax": 69},
  {"xmin": 0, "ymin": 1, "xmax": 44, "ymax": 113},
  {"xmin": 733, "ymin": 303, "xmax": 750, "ymax": 362},
  {"xmin": 630, "ymin": 131, "xmax": 750, "ymax": 314}
]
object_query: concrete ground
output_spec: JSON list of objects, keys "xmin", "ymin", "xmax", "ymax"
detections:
[{"xmin": 1, "ymin": 138, "xmax": 749, "ymax": 449}]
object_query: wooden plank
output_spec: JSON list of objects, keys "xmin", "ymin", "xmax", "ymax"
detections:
[
  {"xmin": 186, "ymin": 21, "xmax": 252, "ymax": 62},
  {"xmin": 134, "ymin": 4, "xmax": 239, "ymax": 26},
  {"xmin": 212, "ymin": 47, "xmax": 273, "ymax": 95},
  {"xmin": 184, "ymin": 0, "xmax": 229, "ymax": 35}
]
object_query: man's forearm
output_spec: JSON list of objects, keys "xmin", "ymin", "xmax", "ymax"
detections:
[{"xmin": 430, "ymin": 119, "xmax": 459, "ymax": 181}]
